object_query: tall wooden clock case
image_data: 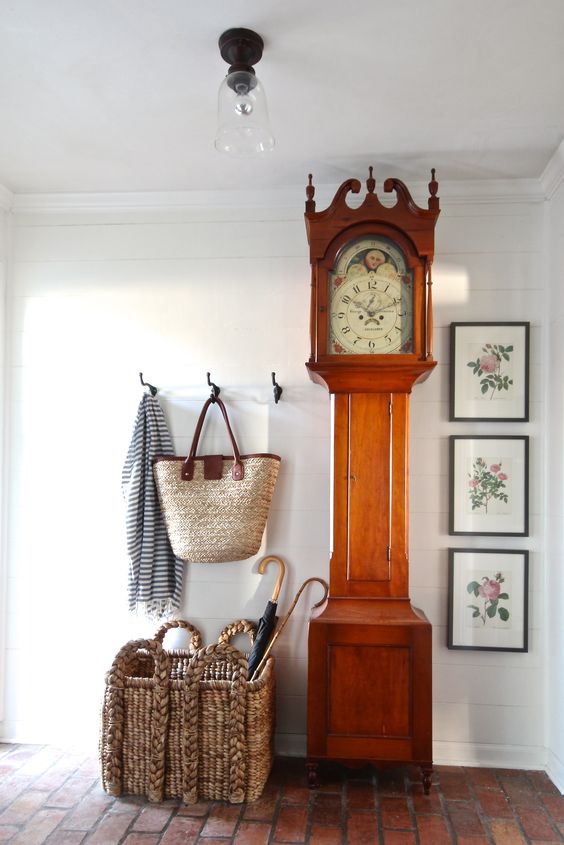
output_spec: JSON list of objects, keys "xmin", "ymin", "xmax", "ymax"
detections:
[{"xmin": 305, "ymin": 168, "xmax": 440, "ymax": 792}]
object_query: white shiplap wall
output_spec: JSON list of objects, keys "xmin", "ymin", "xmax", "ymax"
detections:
[
  {"xmin": 413, "ymin": 197, "xmax": 546, "ymax": 768},
  {"xmin": 0, "ymin": 184, "xmax": 547, "ymax": 767}
]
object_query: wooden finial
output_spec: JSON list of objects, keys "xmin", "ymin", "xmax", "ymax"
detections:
[
  {"xmin": 428, "ymin": 168, "xmax": 439, "ymax": 211},
  {"xmin": 305, "ymin": 173, "xmax": 316, "ymax": 212},
  {"xmin": 367, "ymin": 166, "xmax": 375, "ymax": 194}
]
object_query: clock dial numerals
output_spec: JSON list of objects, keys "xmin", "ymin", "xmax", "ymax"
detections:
[{"xmin": 328, "ymin": 236, "xmax": 413, "ymax": 355}]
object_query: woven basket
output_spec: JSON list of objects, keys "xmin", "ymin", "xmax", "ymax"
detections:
[{"xmin": 100, "ymin": 620, "xmax": 275, "ymax": 804}]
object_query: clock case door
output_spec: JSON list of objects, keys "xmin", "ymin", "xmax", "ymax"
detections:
[{"xmin": 331, "ymin": 392, "xmax": 410, "ymax": 599}]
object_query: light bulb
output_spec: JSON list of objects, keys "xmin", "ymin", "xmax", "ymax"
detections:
[{"xmin": 235, "ymin": 98, "xmax": 253, "ymax": 116}]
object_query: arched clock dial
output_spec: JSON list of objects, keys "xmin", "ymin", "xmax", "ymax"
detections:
[{"xmin": 329, "ymin": 236, "xmax": 413, "ymax": 354}]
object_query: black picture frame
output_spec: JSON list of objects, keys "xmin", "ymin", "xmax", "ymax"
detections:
[
  {"xmin": 449, "ymin": 435, "xmax": 529, "ymax": 536},
  {"xmin": 448, "ymin": 548, "xmax": 529, "ymax": 652},
  {"xmin": 449, "ymin": 322, "xmax": 530, "ymax": 422}
]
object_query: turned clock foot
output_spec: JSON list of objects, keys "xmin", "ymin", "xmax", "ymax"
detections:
[
  {"xmin": 306, "ymin": 761, "xmax": 319, "ymax": 789},
  {"xmin": 421, "ymin": 765, "xmax": 433, "ymax": 795}
]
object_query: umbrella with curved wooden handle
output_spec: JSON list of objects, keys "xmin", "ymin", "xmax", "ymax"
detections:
[
  {"xmin": 246, "ymin": 555, "xmax": 286, "ymax": 680},
  {"xmin": 259, "ymin": 555, "xmax": 286, "ymax": 601},
  {"xmin": 250, "ymin": 576, "xmax": 329, "ymax": 680}
]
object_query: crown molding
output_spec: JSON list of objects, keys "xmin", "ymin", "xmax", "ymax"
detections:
[
  {"xmin": 0, "ymin": 184, "xmax": 14, "ymax": 212},
  {"xmin": 11, "ymin": 188, "xmax": 303, "ymax": 213},
  {"xmin": 540, "ymin": 139, "xmax": 564, "ymax": 200},
  {"xmin": 9, "ymin": 178, "xmax": 545, "ymax": 215},
  {"xmin": 435, "ymin": 178, "xmax": 544, "ymax": 204}
]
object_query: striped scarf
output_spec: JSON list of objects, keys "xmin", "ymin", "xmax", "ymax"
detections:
[{"xmin": 122, "ymin": 393, "xmax": 183, "ymax": 617}]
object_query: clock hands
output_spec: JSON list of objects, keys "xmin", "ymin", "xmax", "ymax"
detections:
[
  {"xmin": 352, "ymin": 294, "xmax": 376, "ymax": 314},
  {"xmin": 352, "ymin": 297, "xmax": 398, "ymax": 318},
  {"xmin": 352, "ymin": 298, "xmax": 369, "ymax": 314}
]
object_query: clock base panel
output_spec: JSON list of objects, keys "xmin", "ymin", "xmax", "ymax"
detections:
[{"xmin": 307, "ymin": 598, "xmax": 432, "ymax": 788}]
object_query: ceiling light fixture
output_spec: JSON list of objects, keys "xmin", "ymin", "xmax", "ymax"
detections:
[{"xmin": 215, "ymin": 28, "xmax": 275, "ymax": 157}]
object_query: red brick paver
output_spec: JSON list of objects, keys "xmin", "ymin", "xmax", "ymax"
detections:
[{"xmin": 0, "ymin": 744, "xmax": 562, "ymax": 843}]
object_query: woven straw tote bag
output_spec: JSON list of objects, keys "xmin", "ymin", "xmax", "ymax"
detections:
[{"xmin": 153, "ymin": 396, "xmax": 280, "ymax": 562}]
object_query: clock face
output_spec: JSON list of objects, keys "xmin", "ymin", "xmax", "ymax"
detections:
[{"xmin": 328, "ymin": 236, "xmax": 413, "ymax": 355}]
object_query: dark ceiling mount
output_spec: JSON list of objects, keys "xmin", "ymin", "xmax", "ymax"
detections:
[{"xmin": 218, "ymin": 28, "xmax": 264, "ymax": 91}]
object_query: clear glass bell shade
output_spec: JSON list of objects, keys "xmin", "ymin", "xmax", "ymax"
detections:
[{"xmin": 214, "ymin": 71, "xmax": 275, "ymax": 156}]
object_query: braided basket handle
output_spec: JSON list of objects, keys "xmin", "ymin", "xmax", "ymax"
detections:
[
  {"xmin": 154, "ymin": 619, "xmax": 202, "ymax": 651},
  {"xmin": 107, "ymin": 638, "xmax": 166, "ymax": 686},
  {"xmin": 217, "ymin": 619, "xmax": 256, "ymax": 646},
  {"xmin": 182, "ymin": 642, "xmax": 248, "ymax": 804}
]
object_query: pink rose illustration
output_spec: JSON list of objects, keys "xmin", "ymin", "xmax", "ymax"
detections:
[
  {"xmin": 334, "ymin": 276, "xmax": 343, "ymax": 288},
  {"xmin": 479, "ymin": 354, "xmax": 498, "ymax": 373},
  {"xmin": 467, "ymin": 343, "xmax": 514, "ymax": 400},
  {"xmin": 467, "ymin": 457, "xmax": 509, "ymax": 513},
  {"xmin": 478, "ymin": 579, "xmax": 501, "ymax": 601},
  {"xmin": 467, "ymin": 572, "xmax": 509, "ymax": 626}
]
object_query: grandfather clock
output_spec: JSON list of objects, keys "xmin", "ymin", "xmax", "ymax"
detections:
[{"xmin": 305, "ymin": 168, "xmax": 440, "ymax": 792}]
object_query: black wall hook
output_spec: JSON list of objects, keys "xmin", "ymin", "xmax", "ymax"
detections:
[
  {"xmin": 272, "ymin": 372, "xmax": 283, "ymax": 403},
  {"xmin": 139, "ymin": 372, "xmax": 157, "ymax": 396},
  {"xmin": 207, "ymin": 372, "xmax": 221, "ymax": 401}
]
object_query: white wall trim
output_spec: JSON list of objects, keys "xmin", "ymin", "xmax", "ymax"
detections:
[
  {"xmin": 274, "ymin": 735, "xmax": 551, "ymax": 771},
  {"xmin": 10, "ymin": 178, "xmax": 545, "ymax": 215},
  {"xmin": 275, "ymin": 733, "xmax": 306, "ymax": 758},
  {"xmin": 546, "ymin": 749, "xmax": 564, "ymax": 794},
  {"xmin": 11, "ymin": 188, "xmax": 303, "ymax": 213},
  {"xmin": 437, "ymin": 178, "xmax": 544, "ymax": 205},
  {"xmin": 433, "ymin": 740, "xmax": 547, "ymax": 771},
  {"xmin": 0, "ymin": 185, "xmax": 13, "ymax": 213},
  {"xmin": 540, "ymin": 139, "xmax": 564, "ymax": 199}
]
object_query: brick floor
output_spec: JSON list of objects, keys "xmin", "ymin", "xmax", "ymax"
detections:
[{"xmin": 0, "ymin": 743, "xmax": 562, "ymax": 843}]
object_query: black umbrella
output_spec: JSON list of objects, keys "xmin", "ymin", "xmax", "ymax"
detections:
[
  {"xmin": 249, "ymin": 577, "xmax": 329, "ymax": 680},
  {"xmin": 247, "ymin": 555, "xmax": 286, "ymax": 680}
]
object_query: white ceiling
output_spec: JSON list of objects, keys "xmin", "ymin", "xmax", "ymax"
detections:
[{"xmin": 1, "ymin": 0, "xmax": 564, "ymax": 195}]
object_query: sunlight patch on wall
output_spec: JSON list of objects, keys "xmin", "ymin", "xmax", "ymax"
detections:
[
  {"xmin": 432, "ymin": 263, "xmax": 470, "ymax": 306},
  {"xmin": 8, "ymin": 289, "xmax": 285, "ymax": 746}
]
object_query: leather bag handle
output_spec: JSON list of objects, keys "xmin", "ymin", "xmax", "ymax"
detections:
[{"xmin": 181, "ymin": 396, "xmax": 244, "ymax": 481}]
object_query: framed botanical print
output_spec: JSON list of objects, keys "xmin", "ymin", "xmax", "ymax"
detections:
[
  {"xmin": 449, "ymin": 322, "xmax": 530, "ymax": 421},
  {"xmin": 449, "ymin": 435, "xmax": 529, "ymax": 536},
  {"xmin": 448, "ymin": 548, "xmax": 529, "ymax": 652}
]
